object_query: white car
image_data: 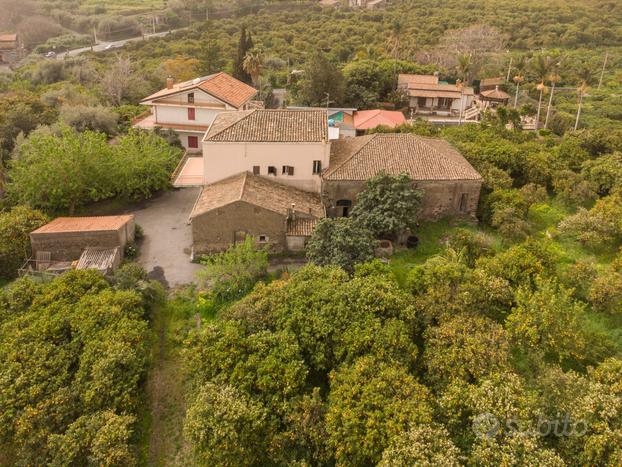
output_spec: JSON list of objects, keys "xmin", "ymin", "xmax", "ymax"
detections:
[
  {"xmin": 45, "ymin": 51, "xmax": 56, "ymax": 58},
  {"xmin": 104, "ymin": 44, "xmax": 115, "ymax": 50}
]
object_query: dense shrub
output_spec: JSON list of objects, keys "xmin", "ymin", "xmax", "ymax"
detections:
[
  {"xmin": 0, "ymin": 269, "xmax": 155, "ymax": 464},
  {"xmin": 0, "ymin": 206, "xmax": 48, "ymax": 279}
]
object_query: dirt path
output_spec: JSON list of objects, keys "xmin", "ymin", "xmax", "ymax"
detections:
[{"xmin": 145, "ymin": 302, "xmax": 189, "ymax": 466}]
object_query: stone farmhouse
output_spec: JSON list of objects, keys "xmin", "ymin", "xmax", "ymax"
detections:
[
  {"xmin": 134, "ymin": 72, "xmax": 258, "ymax": 151},
  {"xmin": 187, "ymin": 109, "xmax": 482, "ymax": 254},
  {"xmin": 324, "ymin": 134, "xmax": 482, "ymax": 219},
  {"xmin": 190, "ymin": 171, "xmax": 324, "ymax": 253}
]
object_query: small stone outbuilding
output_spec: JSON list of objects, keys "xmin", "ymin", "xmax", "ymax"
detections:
[
  {"xmin": 323, "ymin": 133, "xmax": 483, "ymax": 219},
  {"xmin": 30, "ymin": 215, "xmax": 135, "ymax": 262},
  {"xmin": 190, "ymin": 172, "xmax": 324, "ymax": 254}
]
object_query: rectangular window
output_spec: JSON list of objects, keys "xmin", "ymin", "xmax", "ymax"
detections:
[
  {"xmin": 282, "ymin": 165, "xmax": 295, "ymax": 176},
  {"xmin": 187, "ymin": 136, "xmax": 199, "ymax": 149},
  {"xmin": 258, "ymin": 235, "xmax": 269, "ymax": 243},
  {"xmin": 268, "ymin": 166, "xmax": 277, "ymax": 176},
  {"xmin": 188, "ymin": 107, "xmax": 196, "ymax": 120},
  {"xmin": 253, "ymin": 165, "xmax": 260, "ymax": 175},
  {"xmin": 188, "ymin": 92, "xmax": 195, "ymax": 104},
  {"xmin": 312, "ymin": 160, "xmax": 322, "ymax": 174}
]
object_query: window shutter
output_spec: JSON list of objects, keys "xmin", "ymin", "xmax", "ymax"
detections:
[{"xmin": 288, "ymin": 166, "xmax": 294, "ymax": 176}]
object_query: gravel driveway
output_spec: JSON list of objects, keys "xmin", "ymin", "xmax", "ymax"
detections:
[{"xmin": 131, "ymin": 188, "xmax": 202, "ymax": 287}]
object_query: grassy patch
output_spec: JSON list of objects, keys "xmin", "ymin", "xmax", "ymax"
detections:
[
  {"xmin": 389, "ymin": 218, "xmax": 503, "ymax": 286},
  {"xmin": 136, "ymin": 288, "xmax": 204, "ymax": 466}
]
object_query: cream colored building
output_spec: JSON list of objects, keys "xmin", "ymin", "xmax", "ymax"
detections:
[
  {"xmin": 202, "ymin": 110, "xmax": 331, "ymax": 193},
  {"xmin": 135, "ymin": 72, "xmax": 257, "ymax": 152},
  {"xmin": 398, "ymin": 74, "xmax": 474, "ymax": 117}
]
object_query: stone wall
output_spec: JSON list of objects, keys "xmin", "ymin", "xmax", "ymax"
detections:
[
  {"xmin": 286, "ymin": 235, "xmax": 308, "ymax": 252},
  {"xmin": 192, "ymin": 200, "xmax": 289, "ymax": 254},
  {"xmin": 323, "ymin": 179, "xmax": 482, "ymax": 220},
  {"xmin": 31, "ymin": 230, "xmax": 124, "ymax": 262}
]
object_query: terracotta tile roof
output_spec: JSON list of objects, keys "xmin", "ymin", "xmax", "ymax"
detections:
[
  {"xmin": 31, "ymin": 216, "xmax": 134, "ymax": 234},
  {"xmin": 324, "ymin": 134, "xmax": 482, "ymax": 182},
  {"xmin": 287, "ymin": 217, "xmax": 318, "ymax": 236},
  {"xmin": 398, "ymin": 74, "xmax": 439, "ymax": 86},
  {"xmin": 141, "ymin": 72, "xmax": 257, "ymax": 109},
  {"xmin": 190, "ymin": 172, "xmax": 324, "ymax": 219},
  {"xmin": 198, "ymin": 72, "xmax": 258, "ymax": 108},
  {"xmin": 204, "ymin": 109, "xmax": 328, "ymax": 143},
  {"xmin": 406, "ymin": 83, "xmax": 475, "ymax": 97},
  {"xmin": 353, "ymin": 110, "xmax": 406, "ymax": 130}
]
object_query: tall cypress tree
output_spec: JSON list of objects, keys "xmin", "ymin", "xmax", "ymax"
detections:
[{"xmin": 233, "ymin": 26, "xmax": 253, "ymax": 84}]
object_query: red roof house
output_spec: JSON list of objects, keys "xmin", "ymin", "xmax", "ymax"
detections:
[{"xmin": 352, "ymin": 110, "xmax": 406, "ymax": 132}]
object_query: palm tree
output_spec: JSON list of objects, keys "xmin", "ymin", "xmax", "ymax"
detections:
[
  {"xmin": 512, "ymin": 55, "xmax": 528, "ymax": 108},
  {"xmin": 387, "ymin": 19, "xmax": 403, "ymax": 88},
  {"xmin": 456, "ymin": 53, "xmax": 472, "ymax": 84},
  {"xmin": 243, "ymin": 48, "xmax": 265, "ymax": 94},
  {"xmin": 531, "ymin": 55, "xmax": 555, "ymax": 130},
  {"xmin": 574, "ymin": 64, "xmax": 595, "ymax": 131},
  {"xmin": 543, "ymin": 68, "xmax": 561, "ymax": 129}
]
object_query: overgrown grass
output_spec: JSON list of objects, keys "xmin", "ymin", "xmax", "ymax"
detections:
[
  {"xmin": 389, "ymin": 218, "xmax": 504, "ymax": 287},
  {"xmin": 136, "ymin": 287, "xmax": 206, "ymax": 466}
]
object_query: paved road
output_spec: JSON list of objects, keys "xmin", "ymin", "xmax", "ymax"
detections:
[
  {"xmin": 56, "ymin": 29, "xmax": 182, "ymax": 59},
  {"xmin": 131, "ymin": 188, "xmax": 202, "ymax": 288}
]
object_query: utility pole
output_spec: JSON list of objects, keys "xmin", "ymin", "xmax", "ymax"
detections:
[
  {"xmin": 574, "ymin": 88, "xmax": 584, "ymax": 131},
  {"xmin": 325, "ymin": 92, "xmax": 330, "ymax": 110},
  {"xmin": 506, "ymin": 54, "xmax": 513, "ymax": 82},
  {"xmin": 598, "ymin": 52, "xmax": 609, "ymax": 89}
]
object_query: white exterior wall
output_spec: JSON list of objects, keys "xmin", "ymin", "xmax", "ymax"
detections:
[
  {"xmin": 451, "ymin": 94, "xmax": 474, "ymax": 112},
  {"xmin": 203, "ymin": 141, "xmax": 331, "ymax": 193},
  {"xmin": 178, "ymin": 131, "xmax": 206, "ymax": 152},
  {"xmin": 155, "ymin": 105, "xmax": 225, "ymax": 126},
  {"xmin": 149, "ymin": 88, "xmax": 244, "ymax": 131}
]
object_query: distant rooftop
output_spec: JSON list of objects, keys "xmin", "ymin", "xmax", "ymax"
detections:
[
  {"xmin": 353, "ymin": 109, "xmax": 406, "ymax": 130},
  {"xmin": 141, "ymin": 72, "xmax": 257, "ymax": 109}
]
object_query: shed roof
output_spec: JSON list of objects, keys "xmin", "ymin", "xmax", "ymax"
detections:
[
  {"xmin": 76, "ymin": 247, "xmax": 120, "ymax": 272},
  {"xmin": 204, "ymin": 109, "xmax": 328, "ymax": 143},
  {"xmin": 287, "ymin": 217, "xmax": 319, "ymax": 237},
  {"xmin": 31, "ymin": 215, "xmax": 134, "ymax": 234},
  {"xmin": 190, "ymin": 172, "xmax": 324, "ymax": 219},
  {"xmin": 324, "ymin": 134, "xmax": 482, "ymax": 182},
  {"xmin": 141, "ymin": 72, "xmax": 257, "ymax": 108}
]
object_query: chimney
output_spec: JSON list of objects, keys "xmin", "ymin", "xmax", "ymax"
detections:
[{"xmin": 166, "ymin": 77, "xmax": 174, "ymax": 89}]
